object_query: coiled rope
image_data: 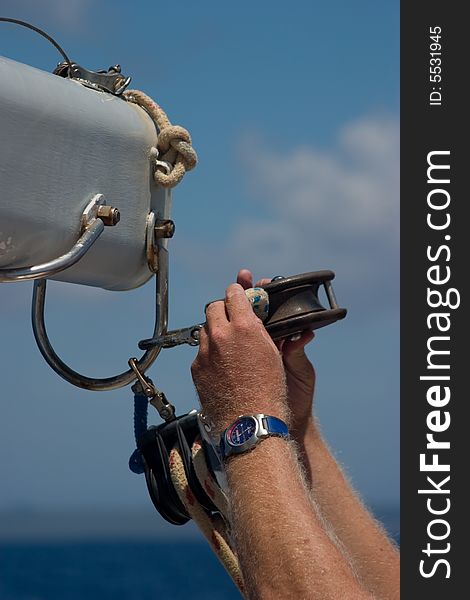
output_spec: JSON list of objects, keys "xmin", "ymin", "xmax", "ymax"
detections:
[
  {"xmin": 128, "ymin": 389, "xmax": 245, "ymax": 593},
  {"xmin": 169, "ymin": 440, "xmax": 245, "ymax": 596},
  {"xmin": 123, "ymin": 89, "xmax": 198, "ymax": 189}
]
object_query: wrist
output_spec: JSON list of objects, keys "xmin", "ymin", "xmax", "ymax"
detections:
[
  {"xmin": 220, "ymin": 413, "xmax": 290, "ymax": 461},
  {"xmin": 290, "ymin": 413, "xmax": 316, "ymax": 439},
  {"xmin": 225, "ymin": 434, "xmax": 295, "ymax": 474},
  {"xmin": 202, "ymin": 398, "xmax": 288, "ymax": 434}
]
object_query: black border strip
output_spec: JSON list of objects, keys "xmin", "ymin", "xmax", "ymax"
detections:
[{"xmin": 401, "ymin": 3, "xmax": 466, "ymax": 596}]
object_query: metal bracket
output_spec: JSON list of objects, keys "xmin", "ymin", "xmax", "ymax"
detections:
[
  {"xmin": 139, "ymin": 324, "xmax": 203, "ymax": 350},
  {"xmin": 0, "ymin": 194, "xmax": 118, "ymax": 282},
  {"xmin": 128, "ymin": 358, "xmax": 176, "ymax": 422},
  {"xmin": 146, "ymin": 211, "xmax": 158, "ymax": 273},
  {"xmin": 53, "ymin": 62, "xmax": 132, "ymax": 95},
  {"xmin": 146, "ymin": 211, "xmax": 176, "ymax": 274}
]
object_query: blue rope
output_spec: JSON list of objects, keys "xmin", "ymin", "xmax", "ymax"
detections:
[{"xmin": 128, "ymin": 389, "xmax": 148, "ymax": 474}]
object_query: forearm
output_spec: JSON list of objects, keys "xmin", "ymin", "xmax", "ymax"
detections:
[
  {"xmin": 297, "ymin": 419, "xmax": 399, "ymax": 600},
  {"xmin": 226, "ymin": 436, "xmax": 374, "ymax": 600}
]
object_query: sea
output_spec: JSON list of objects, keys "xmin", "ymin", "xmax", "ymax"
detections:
[{"xmin": 0, "ymin": 509, "xmax": 399, "ymax": 600}]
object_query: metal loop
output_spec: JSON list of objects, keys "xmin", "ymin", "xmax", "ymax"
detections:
[
  {"xmin": 150, "ymin": 147, "xmax": 173, "ymax": 179},
  {"xmin": 0, "ymin": 194, "xmax": 109, "ymax": 283},
  {"xmin": 31, "ymin": 246, "xmax": 169, "ymax": 391},
  {"xmin": 154, "ymin": 159, "xmax": 173, "ymax": 175},
  {"xmin": 0, "ymin": 219, "xmax": 104, "ymax": 282}
]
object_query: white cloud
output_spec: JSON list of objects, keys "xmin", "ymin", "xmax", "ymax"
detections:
[{"xmin": 176, "ymin": 114, "xmax": 399, "ymax": 309}]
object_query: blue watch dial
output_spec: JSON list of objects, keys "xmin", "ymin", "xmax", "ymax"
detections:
[{"xmin": 227, "ymin": 417, "xmax": 257, "ymax": 446}]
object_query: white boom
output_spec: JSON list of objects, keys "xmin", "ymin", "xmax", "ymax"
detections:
[{"xmin": 0, "ymin": 55, "xmax": 171, "ymax": 291}]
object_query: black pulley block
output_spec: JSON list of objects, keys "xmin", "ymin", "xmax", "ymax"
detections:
[
  {"xmin": 138, "ymin": 412, "xmax": 219, "ymax": 526},
  {"xmin": 260, "ymin": 270, "xmax": 347, "ymax": 340}
]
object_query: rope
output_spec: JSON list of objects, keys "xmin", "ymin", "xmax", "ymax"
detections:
[
  {"xmin": 123, "ymin": 89, "xmax": 197, "ymax": 189},
  {"xmin": 245, "ymin": 287, "xmax": 269, "ymax": 321},
  {"xmin": 128, "ymin": 387, "xmax": 149, "ymax": 474},
  {"xmin": 169, "ymin": 443, "xmax": 245, "ymax": 596},
  {"xmin": 192, "ymin": 439, "xmax": 230, "ymax": 517}
]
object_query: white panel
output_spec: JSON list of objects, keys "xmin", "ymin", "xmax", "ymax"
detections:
[{"xmin": 0, "ymin": 56, "xmax": 171, "ymax": 290}]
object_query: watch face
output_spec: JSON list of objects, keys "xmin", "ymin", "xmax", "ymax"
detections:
[{"xmin": 227, "ymin": 417, "xmax": 257, "ymax": 447}]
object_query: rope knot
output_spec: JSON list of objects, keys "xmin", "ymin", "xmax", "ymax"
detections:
[
  {"xmin": 123, "ymin": 89, "xmax": 197, "ymax": 189},
  {"xmin": 155, "ymin": 125, "xmax": 198, "ymax": 188}
]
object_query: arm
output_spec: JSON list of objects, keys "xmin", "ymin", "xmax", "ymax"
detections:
[
  {"xmin": 191, "ymin": 283, "xmax": 373, "ymax": 600},
  {"xmin": 237, "ymin": 269, "xmax": 400, "ymax": 600},
  {"xmin": 295, "ymin": 419, "xmax": 400, "ymax": 600},
  {"xmin": 226, "ymin": 436, "xmax": 373, "ymax": 600}
]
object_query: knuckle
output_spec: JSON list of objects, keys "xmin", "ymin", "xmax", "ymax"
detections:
[
  {"xmin": 206, "ymin": 300, "xmax": 223, "ymax": 315},
  {"xmin": 205, "ymin": 302, "xmax": 222, "ymax": 323},
  {"xmin": 226, "ymin": 282, "xmax": 243, "ymax": 297}
]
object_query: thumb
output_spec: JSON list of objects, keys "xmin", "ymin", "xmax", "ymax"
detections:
[
  {"xmin": 283, "ymin": 331, "xmax": 316, "ymax": 384},
  {"xmin": 283, "ymin": 330, "xmax": 315, "ymax": 360}
]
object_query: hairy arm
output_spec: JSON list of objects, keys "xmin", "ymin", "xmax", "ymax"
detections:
[
  {"xmin": 226, "ymin": 437, "xmax": 374, "ymax": 600},
  {"xmin": 297, "ymin": 418, "xmax": 400, "ymax": 600},
  {"xmin": 191, "ymin": 283, "xmax": 374, "ymax": 600},
  {"xmin": 237, "ymin": 269, "xmax": 400, "ymax": 600}
]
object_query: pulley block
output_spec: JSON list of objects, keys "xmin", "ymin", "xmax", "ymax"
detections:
[
  {"xmin": 139, "ymin": 269, "xmax": 347, "ymax": 350},
  {"xmin": 259, "ymin": 270, "xmax": 347, "ymax": 340}
]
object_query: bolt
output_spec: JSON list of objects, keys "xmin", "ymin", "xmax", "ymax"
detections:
[
  {"xmin": 97, "ymin": 205, "xmax": 120, "ymax": 226},
  {"xmin": 154, "ymin": 219, "xmax": 175, "ymax": 239}
]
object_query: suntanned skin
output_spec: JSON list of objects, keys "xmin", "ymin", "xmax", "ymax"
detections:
[
  {"xmin": 191, "ymin": 281, "xmax": 376, "ymax": 600},
  {"xmin": 237, "ymin": 269, "xmax": 400, "ymax": 600}
]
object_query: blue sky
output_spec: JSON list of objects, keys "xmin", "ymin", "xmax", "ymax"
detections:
[{"xmin": 0, "ymin": 0, "xmax": 399, "ymax": 518}]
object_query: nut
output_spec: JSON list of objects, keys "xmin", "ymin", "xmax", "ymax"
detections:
[
  {"xmin": 154, "ymin": 219, "xmax": 175, "ymax": 239},
  {"xmin": 97, "ymin": 205, "xmax": 120, "ymax": 226}
]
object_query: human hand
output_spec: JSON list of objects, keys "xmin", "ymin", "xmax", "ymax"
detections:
[
  {"xmin": 191, "ymin": 283, "xmax": 288, "ymax": 432},
  {"xmin": 237, "ymin": 269, "xmax": 316, "ymax": 437}
]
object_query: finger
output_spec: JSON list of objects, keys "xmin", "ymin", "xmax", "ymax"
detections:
[
  {"xmin": 197, "ymin": 323, "xmax": 209, "ymax": 355},
  {"xmin": 237, "ymin": 269, "xmax": 253, "ymax": 290},
  {"xmin": 255, "ymin": 277, "xmax": 271, "ymax": 287},
  {"xmin": 225, "ymin": 283, "xmax": 254, "ymax": 323},
  {"xmin": 283, "ymin": 330, "xmax": 315, "ymax": 358},
  {"xmin": 205, "ymin": 300, "xmax": 229, "ymax": 333}
]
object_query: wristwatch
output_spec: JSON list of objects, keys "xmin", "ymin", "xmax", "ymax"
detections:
[{"xmin": 220, "ymin": 414, "xmax": 289, "ymax": 460}]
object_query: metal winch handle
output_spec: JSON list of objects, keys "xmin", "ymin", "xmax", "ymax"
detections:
[
  {"xmin": 31, "ymin": 244, "xmax": 169, "ymax": 392},
  {"xmin": 0, "ymin": 195, "xmax": 119, "ymax": 283}
]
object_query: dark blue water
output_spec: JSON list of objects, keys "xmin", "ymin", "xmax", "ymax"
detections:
[
  {"xmin": 0, "ymin": 541, "xmax": 242, "ymax": 600},
  {"xmin": 0, "ymin": 513, "xmax": 399, "ymax": 600}
]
